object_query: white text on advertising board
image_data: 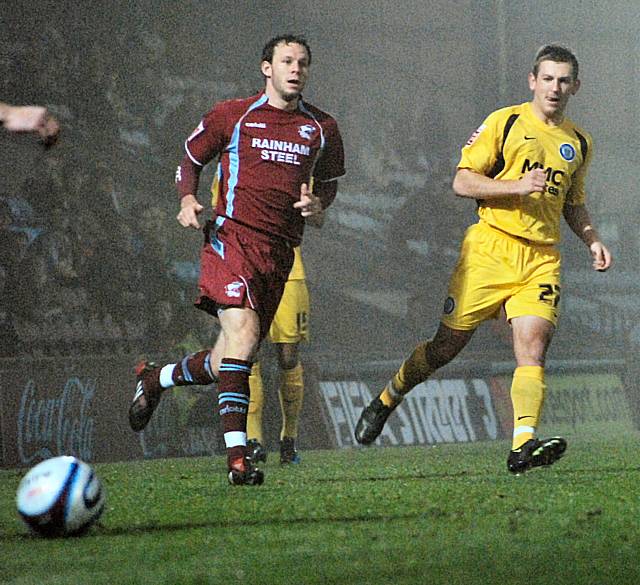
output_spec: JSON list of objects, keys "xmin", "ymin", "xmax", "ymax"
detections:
[{"xmin": 319, "ymin": 379, "xmax": 498, "ymax": 448}]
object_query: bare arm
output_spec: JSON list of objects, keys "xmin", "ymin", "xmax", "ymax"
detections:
[
  {"xmin": 0, "ymin": 102, "xmax": 59, "ymax": 145},
  {"xmin": 0, "ymin": 102, "xmax": 47, "ymax": 131},
  {"xmin": 562, "ymin": 202, "xmax": 612, "ymax": 272},
  {"xmin": 452, "ymin": 168, "xmax": 546, "ymax": 199}
]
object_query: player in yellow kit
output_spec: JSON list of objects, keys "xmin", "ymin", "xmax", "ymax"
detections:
[
  {"xmin": 355, "ymin": 44, "xmax": 612, "ymax": 474},
  {"xmin": 246, "ymin": 245, "xmax": 310, "ymax": 464}
]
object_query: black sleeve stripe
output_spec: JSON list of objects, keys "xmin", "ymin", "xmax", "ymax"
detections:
[
  {"xmin": 574, "ymin": 130, "xmax": 588, "ymax": 163},
  {"xmin": 487, "ymin": 113, "xmax": 520, "ymax": 179}
]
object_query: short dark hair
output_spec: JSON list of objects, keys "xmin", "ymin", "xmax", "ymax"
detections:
[
  {"xmin": 261, "ymin": 34, "xmax": 311, "ymax": 65},
  {"xmin": 532, "ymin": 44, "xmax": 579, "ymax": 79}
]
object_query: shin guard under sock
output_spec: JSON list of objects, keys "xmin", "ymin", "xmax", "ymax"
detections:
[
  {"xmin": 170, "ymin": 350, "xmax": 217, "ymax": 386},
  {"xmin": 218, "ymin": 358, "xmax": 252, "ymax": 464},
  {"xmin": 511, "ymin": 365, "xmax": 545, "ymax": 450},
  {"xmin": 381, "ymin": 341, "xmax": 435, "ymax": 407}
]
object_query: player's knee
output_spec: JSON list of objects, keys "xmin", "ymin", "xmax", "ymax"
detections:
[
  {"xmin": 221, "ymin": 329, "xmax": 260, "ymax": 361},
  {"xmin": 280, "ymin": 357, "xmax": 300, "ymax": 371}
]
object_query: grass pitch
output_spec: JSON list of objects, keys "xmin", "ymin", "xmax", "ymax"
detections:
[{"xmin": 1, "ymin": 437, "xmax": 639, "ymax": 585}]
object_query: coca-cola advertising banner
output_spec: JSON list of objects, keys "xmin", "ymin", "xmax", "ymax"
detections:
[
  {"xmin": 0, "ymin": 357, "xmax": 142, "ymax": 468},
  {"xmin": 0, "ymin": 356, "xmax": 333, "ymax": 469}
]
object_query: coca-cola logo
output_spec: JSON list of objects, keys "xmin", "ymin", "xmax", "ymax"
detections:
[{"xmin": 17, "ymin": 377, "xmax": 96, "ymax": 465}]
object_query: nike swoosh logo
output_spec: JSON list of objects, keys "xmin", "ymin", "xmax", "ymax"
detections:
[
  {"xmin": 517, "ymin": 415, "xmax": 534, "ymax": 420},
  {"xmin": 524, "ymin": 136, "xmax": 536, "ymax": 140}
]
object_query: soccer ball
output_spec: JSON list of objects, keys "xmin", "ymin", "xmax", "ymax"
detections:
[{"xmin": 16, "ymin": 456, "xmax": 106, "ymax": 537}]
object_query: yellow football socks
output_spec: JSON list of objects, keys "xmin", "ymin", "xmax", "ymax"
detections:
[
  {"xmin": 279, "ymin": 362, "xmax": 304, "ymax": 440},
  {"xmin": 510, "ymin": 365, "xmax": 545, "ymax": 450},
  {"xmin": 380, "ymin": 341, "xmax": 435, "ymax": 407},
  {"xmin": 247, "ymin": 361, "xmax": 264, "ymax": 443}
]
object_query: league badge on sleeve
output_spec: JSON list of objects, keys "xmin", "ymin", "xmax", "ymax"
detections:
[{"xmin": 465, "ymin": 124, "xmax": 486, "ymax": 147}]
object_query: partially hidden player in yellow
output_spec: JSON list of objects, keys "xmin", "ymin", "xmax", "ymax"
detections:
[
  {"xmin": 355, "ymin": 44, "xmax": 612, "ymax": 474},
  {"xmin": 246, "ymin": 242, "xmax": 316, "ymax": 465}
]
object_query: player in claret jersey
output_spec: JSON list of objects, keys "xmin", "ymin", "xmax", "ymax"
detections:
[
  {"xmin": 355, "ymin": 44, "xmax": 612, "ymax": 474},
  {"xmin": 128, "ymin": 34, "xmax": 345, "ymax": 486}
]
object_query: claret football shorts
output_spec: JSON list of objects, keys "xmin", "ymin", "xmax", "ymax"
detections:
[
  {"xmin": 441, "ymin": 221, "xmax": 561, "ymax": 330},
  {"xmin": 196, "ymin": 220, "xmax": 294, "ymax": 340}
]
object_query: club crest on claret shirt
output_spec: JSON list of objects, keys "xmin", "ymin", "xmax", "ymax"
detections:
[
  {"xmin": 298, "ymin": 124, "xmax": 316, "ymax": 140},
  {"xmin": 224, "ymin": 281, "xmax": 244, "ymax": 298}
]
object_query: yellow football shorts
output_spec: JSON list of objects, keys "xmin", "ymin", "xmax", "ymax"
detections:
[
  {"xmin": 268, "ymin": 278, "xmax": 310, "ymax": 343},
  {"xmin": 441, "ymin": 221, "xmax": 561, "ymax": 330}
]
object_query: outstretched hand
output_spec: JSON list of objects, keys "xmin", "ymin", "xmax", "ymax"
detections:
[
  {"xmin": 293, "ymin": 183, "xmax": 322, "ymax": 217},
  {"xmin": 177, "ymin": 194, "xmax": 204, "ymax": 229},
  {"xmin": 2, "ymin": 105, "xmax": 60, "ymax": 146}
]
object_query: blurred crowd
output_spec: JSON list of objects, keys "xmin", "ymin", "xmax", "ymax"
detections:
[
  {"xmin": 0, "ymin": 20, "xmax": 239, "ymax": 358},
  {"xmin": 0, "ymin": 165, "xmax": 193, "ymax": 357}
]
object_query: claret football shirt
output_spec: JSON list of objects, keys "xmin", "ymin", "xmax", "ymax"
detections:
[{"xmin": 186, "ymin": 92, "xmax": 345, "ymax": 245}]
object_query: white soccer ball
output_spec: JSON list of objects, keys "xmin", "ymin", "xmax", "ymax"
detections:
[{"xmin": 16, "ymin": 455, "xmax": 106, "ymax": 537}]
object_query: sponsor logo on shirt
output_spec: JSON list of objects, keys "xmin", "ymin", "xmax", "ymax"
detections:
[
  {"xmin": 521, "ymin": 159, "xmax": 565, "ymax": 195},
  {"xmin": 251, "ymin": 137, "xmax": 311, "ymax": 166},
  {"xmin": 245, "ymin": 122, "xmax": 266, "ymax": 128},
  {"xmin": 225, "ymin": 281, "xmax": 244, "ymax": 298}
]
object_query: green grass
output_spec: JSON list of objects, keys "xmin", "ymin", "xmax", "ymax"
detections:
[{"xmin": 2, "ymin": 437, "xmax": 640, "ymax": 585}]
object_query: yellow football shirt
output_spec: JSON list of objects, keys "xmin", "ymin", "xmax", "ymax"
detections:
[{"xmin": 458, "ymin": 101, "xmax": 592, "ymax": 244}]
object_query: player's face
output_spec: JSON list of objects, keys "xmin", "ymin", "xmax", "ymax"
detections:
[
  {"xmin": 528, "ymin": 60, "xmax": 580, "ymax": 123},
  {"xmin": 262, "ymin": 42, "xmax": 310, "ymax": 107}
]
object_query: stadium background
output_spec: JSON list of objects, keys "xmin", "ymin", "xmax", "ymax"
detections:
[{"xmin": 1, "ymin": 0, "xmax": 638, "ymax": 466}]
